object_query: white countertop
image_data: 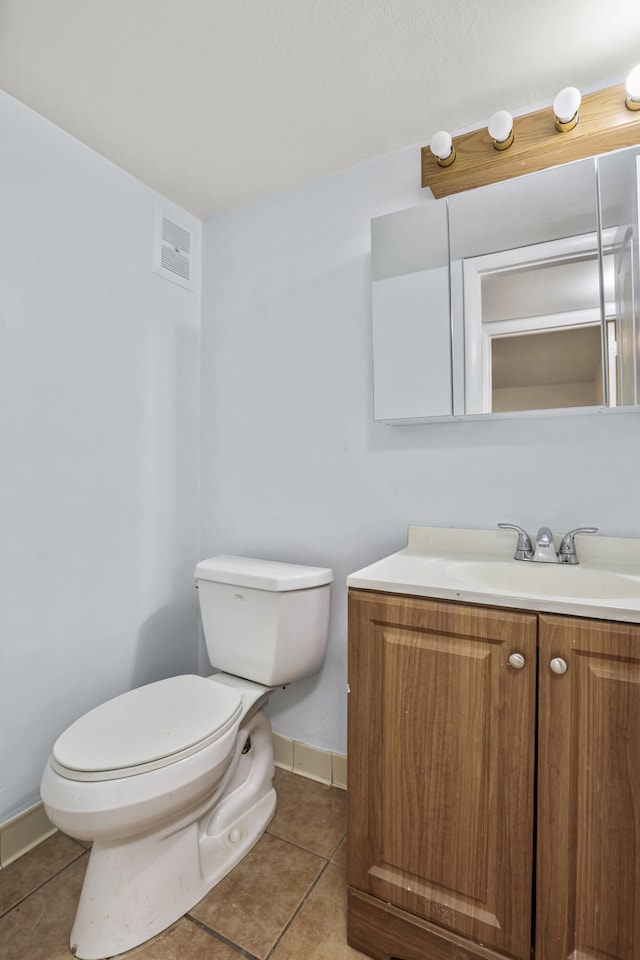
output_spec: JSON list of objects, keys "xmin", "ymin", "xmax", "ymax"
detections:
[{"xmin": 347, "ymin": 526, "xmax": 640, "ymax": 623}]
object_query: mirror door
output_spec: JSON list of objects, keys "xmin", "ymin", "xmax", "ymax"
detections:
[
  {"xmin": 448, "ymin": 156, "xmax": 602, "ymax": 416},
  {"xmin": 371, "ymin": 201, "xmax": 451, "ymax": 420}
]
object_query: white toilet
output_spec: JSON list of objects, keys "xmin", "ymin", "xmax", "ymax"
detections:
[{"xmin": 40, "ymin": 555, "xmax": 333, "ymax": 960}]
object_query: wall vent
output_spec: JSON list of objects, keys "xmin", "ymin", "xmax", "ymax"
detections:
[{"xmin": 152, "ymin": 206, "xmax": 197, "ymax": 291}]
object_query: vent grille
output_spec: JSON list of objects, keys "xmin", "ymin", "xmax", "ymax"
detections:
[
  {"xmin": 152, "ymin": 207, "xmax": 197, "ymax": 291},
  {"xmin": 162, "ymin": 218, "xmax": 191, "ymax": 256},
  {"xmin": 161, "ymin": 244, "xmax": 190, "ymax": 281}
]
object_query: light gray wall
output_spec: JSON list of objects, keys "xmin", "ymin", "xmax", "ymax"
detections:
[
  {"xmin": 3, "ymin": 87, "xmax": 638, "ymax": 823},
  {"xmin": 0, "ymin": 93, "xmax": 202, "ymax": 824},
  {"xmin": 200, "ymin": 145, "xmax": 640, "ymax": 757}
]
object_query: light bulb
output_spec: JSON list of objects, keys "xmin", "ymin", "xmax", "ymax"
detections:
[
  {"xmin": 488, "ymin": 110, "xmax": 514, "ymax": 150},
  {"xmin": 429, "ymin": 130, "xmax": 455, "ymax": 167},
  {"xmin": 553, "ymin": 86, "xmax": 581, "ymax": 131},
  {"xmin": 626, "ymin": 64, "xmax": 640, "ymax": 110}
]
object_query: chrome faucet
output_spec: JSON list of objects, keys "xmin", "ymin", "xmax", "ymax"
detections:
[
  {"xmin": 532, "ymin": 526, "xmax": 557, "ymax": 563},
  {"xmin": 498, "ymin": 524, "xmax": 598, "ymax": 564}
]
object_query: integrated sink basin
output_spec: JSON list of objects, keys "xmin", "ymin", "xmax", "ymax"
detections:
[
  {"xmin": 347, "ymin": 525, "xmax": 640, "ymax": 622},
  {"xmin": 448, "ymin": 558, "xmax": 640, "ymax": 601}
]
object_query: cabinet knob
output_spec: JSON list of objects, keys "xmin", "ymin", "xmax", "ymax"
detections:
[
  {"xmin": 549, "ymin": 657, "xmax": 568, "ymax": 675},
  {"xmin": 508, "ymin": 653, "xmax": 526, "ymax": 670}
]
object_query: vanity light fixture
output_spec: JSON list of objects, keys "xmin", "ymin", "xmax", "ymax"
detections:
[
  {"xmin": 553, "ymin": 86, "xmax": 582, "ymax": 132},
  {"xmin": 488, "ymin": 110, "xmax": 514, "ymax": 150},
  {"xmin": 421, "ymin": 81, "xmax": 640, "ymax": 198},
  {"xmin": 625, "ymin": 64, "xmax": 640, "ymax": 110},
  {"xmin": 429, "ymin": 130, "xmax": 456, "ymax": 167}
]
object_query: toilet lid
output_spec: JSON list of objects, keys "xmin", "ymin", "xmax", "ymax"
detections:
[{"xmin": 51, "ymin": 675, "xmax": 243, "ymax": 782}]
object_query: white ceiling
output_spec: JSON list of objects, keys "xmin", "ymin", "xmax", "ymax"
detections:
[{"xmin": 1, "ymin": 0, "xmax": 640, "ymax": 219}]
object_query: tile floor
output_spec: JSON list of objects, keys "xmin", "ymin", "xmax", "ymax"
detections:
[{"xmin": 0, "ymin": 770, "xmax": 369, "ymax": 960}]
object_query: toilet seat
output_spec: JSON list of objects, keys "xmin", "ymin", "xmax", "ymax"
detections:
[{"xmin": 51, "ymin": 675, "xmax": 243, "ymax": 782}]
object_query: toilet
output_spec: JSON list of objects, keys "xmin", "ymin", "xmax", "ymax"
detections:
[{"xmin": 40, "ymin": 555, "xmax": 333, "ymax": 960}]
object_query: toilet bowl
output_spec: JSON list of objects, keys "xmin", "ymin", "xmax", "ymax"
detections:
[{"xmin": 40, "ymin": 556, "xmax": 333, "ymax": 960}]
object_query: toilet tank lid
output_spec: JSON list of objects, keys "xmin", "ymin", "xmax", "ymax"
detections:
[{"xmin": 194, "ymin": 555, "xmax": 333, "ymax": 591}]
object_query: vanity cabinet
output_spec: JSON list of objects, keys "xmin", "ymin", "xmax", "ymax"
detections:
[
  {"xmin": 347, "ymin": 589, "xmax": 640, "ymax": 960},
  {"xmin": 537, "ymin": 613, "xmax": 640, "ymax": 960}
]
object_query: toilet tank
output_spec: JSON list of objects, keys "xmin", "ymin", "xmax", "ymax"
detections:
[{"xmin": 194, "ymin": 556, "xmax": 333, "ymax": 686}]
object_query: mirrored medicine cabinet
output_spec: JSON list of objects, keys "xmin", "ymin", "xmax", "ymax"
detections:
[{"xmin": 372, "ymin": 142, "xmax": 640, "ymax": 422}]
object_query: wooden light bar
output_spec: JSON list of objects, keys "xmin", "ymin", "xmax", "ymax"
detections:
[{"xmin": 421, "ymin": 83, "xmax": 640, "ymax": 198}]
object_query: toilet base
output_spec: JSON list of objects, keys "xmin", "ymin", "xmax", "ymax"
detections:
[{"xmin": 69, "ymin": 710, "xmax": 276, "ymax": 960}]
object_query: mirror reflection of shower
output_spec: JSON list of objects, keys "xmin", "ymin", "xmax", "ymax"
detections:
[{"xmin": 464, "ymin": 235, "xmax": 614, "ymax": 414}]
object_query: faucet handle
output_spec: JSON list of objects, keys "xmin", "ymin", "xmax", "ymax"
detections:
[
  {"xmin": 498, "ymin": 523, "xmax": 534, "ymax": 561},
  {"xmin": 558, "ymin": 527, "xmax": 598, "ymax": 564}
]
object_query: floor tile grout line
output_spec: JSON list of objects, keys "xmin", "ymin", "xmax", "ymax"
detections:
[
  {"xmin": 185, "ymin": 914, "xmax": 261, "ymax": 960},
  {"xmin": 185, "ymin": 852, "xmax": 333, "ymax": 960},
  {"xmin": 265, "ymin": 827, "xmax": 346, "ymax": 863},
  {"xmin": 0, "ymin": 848, "xmax": 88, "ymax": 922},
  {"xmin": 327, "ymin": 830, "xmax": 347, "ymax": 863},
  {"xmin": 264, "ymin": 858, "xmax": 332, "ymax": 960}
]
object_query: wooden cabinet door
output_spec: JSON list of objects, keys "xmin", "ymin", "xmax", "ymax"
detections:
[
  {"xmin": 347, "ymin": 590, "xmax": 537, "ymax": 960},
  {"xmin": 537, "ymin": 614, "xmax": 640, "ymax": 960}
]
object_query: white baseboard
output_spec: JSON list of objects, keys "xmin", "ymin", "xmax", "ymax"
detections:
[
  {"xmin": 273, "ymin": 734, "xmax": 347, "ymax": 790},
  {"xmin": 0, "ymin": 803, "xmax": 56, "ymax": 869}
]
